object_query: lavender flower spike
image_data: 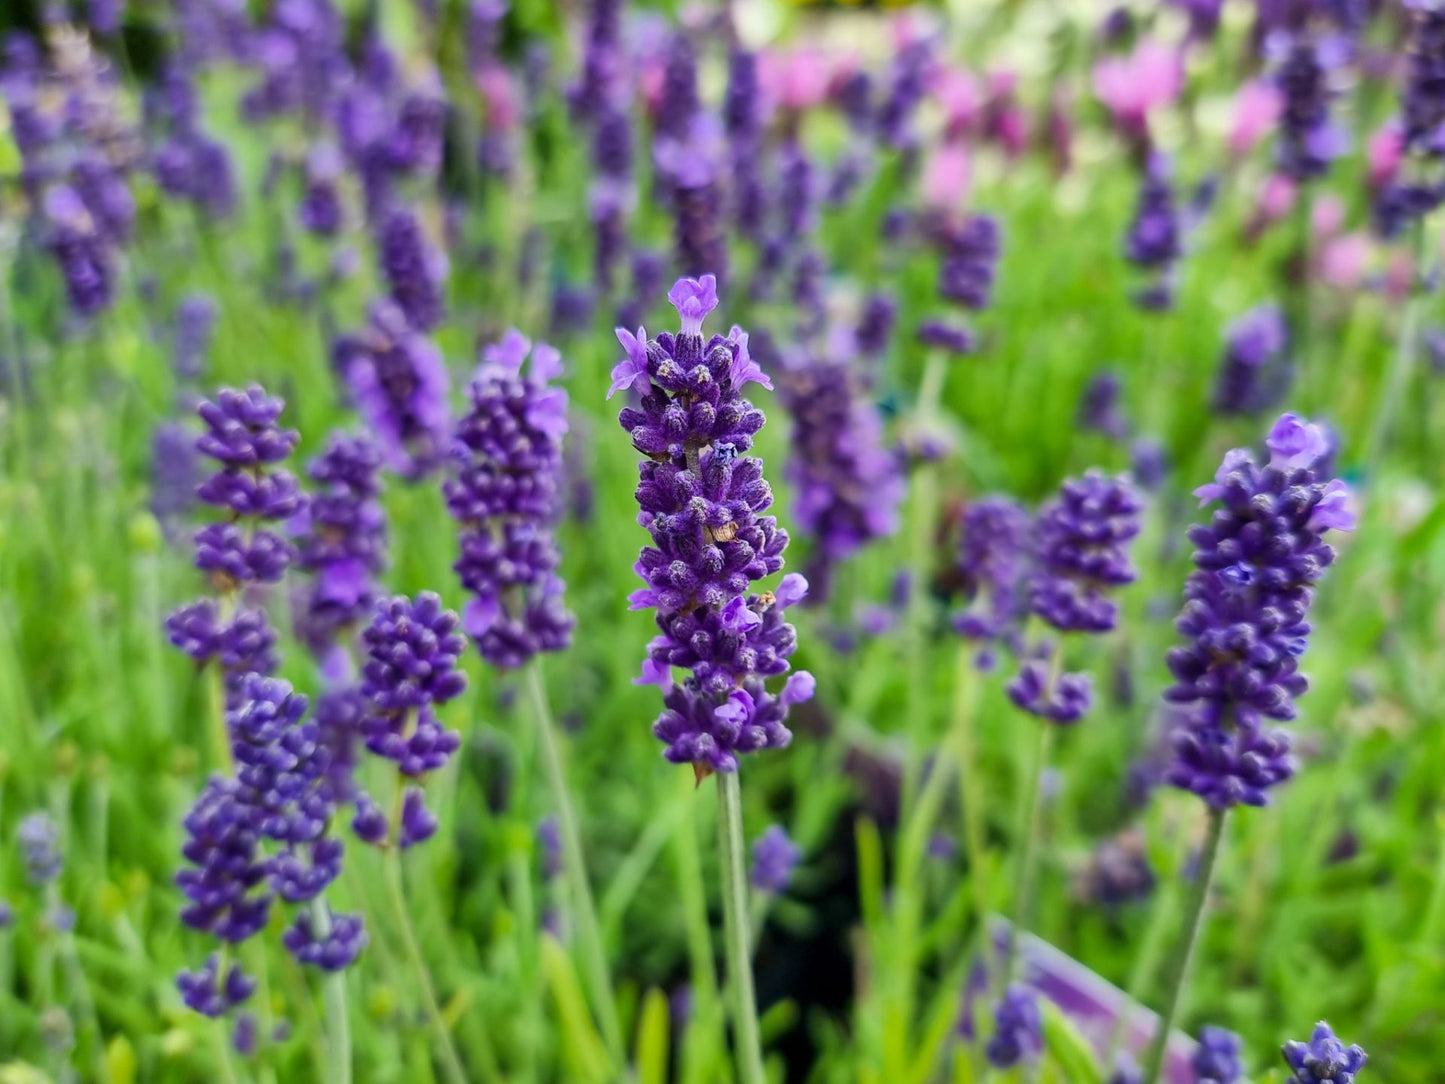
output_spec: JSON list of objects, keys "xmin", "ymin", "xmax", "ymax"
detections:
[
  {"xmin": 750, "ymin": 825, "xmax": 800, "ymax": 894},
  {"xmin": 447, "ymin": 329, "xmax": 575, "ymax": 668},
  {"xmin": 613, "ymin": 275, "xmax": 814, "ymax": 774},
  {"xmin": 1193, "ymin": 1026, "xmax": 1244, "ymax": 1083},
  {"xmin": 1164, "ymin": 413, "xmax": 1356, "ymax": 807},
  {"xmin": 1282, "ymin": 1022, "xmax": 1367, "ymax": 1082},
  {"xmin": 985, "ymin": 985, "xmax": 1043, "ymax": 1067}
]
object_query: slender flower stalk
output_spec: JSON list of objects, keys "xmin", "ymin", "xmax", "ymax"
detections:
[
  {"xmin": 716, "ymin": 770, "xmax": 766, "ymax": 1084},
  {"xmin": 1140, "ymin": 807, "xmax": 1226, "ymax": 1084},
  {"xmin": 524, "ymin": 661, "xmax": 625, "ymax": 1065}
]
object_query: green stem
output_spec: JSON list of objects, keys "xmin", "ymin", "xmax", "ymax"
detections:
[
  {"xmin": 902, "ymin": 351, "xmax": 948, "ymax": 813},
  {"xmin": 715, "ymin": 771, "xmax": 766, "ymax": 1084},
  {"xmin": 310, "ymin": 898, "xmax": 352, "ymax": 1084},
  {"xmin": 1366, "ymin": 217, "xmax": 1429, "ymax": 473},
  {"xmin": 1002, "ymin": 722, "xmax": 1054, "ymax": 988},
  {"xmin": 524, "ymin": 660, "xmax": 626, "ymax": 1066},
  {"xmin": 1141, "ymin": 808, "xmax": 1227, "ymax": 1084},
  {"xmin": 383, "ymin": 845, "xmax": 489, "ymax": 1084},
  {"xmin": 949, "ymin": 647, "xmax": 990, "ymax": 934},
  {"xmin": 216, "ymin": 1018, "xmax": 241, "ymax": 1084}
]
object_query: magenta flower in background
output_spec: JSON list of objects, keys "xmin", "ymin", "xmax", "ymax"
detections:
[
  {"xmin": 1228, "ymin": 80, "xmax": 1284, "ymax": 158},
  {"xmin": 1093, "ymin": 40, "xmax": 1182, "ymax": 143}
]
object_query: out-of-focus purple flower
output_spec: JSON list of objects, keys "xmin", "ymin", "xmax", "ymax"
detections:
[
  {"xmin": 152, "ymin": 421, "xmax": 201, "ymax": 527},
  {"xmin": 42, "ymin": 186, "xmax": 113, "ymax": 316},
  {"xmin": 916, "ymin": 319, "xmax": 976, "ymax": 355},
  {"xmin": 750, "ymin": 825, "xmax": 800, "ymax": 894},
  {"xmin": 293, "ymin": 434, "xmax": 387, "ymax": 655},
  {"xmin": 936, "ymin": 214, "xmax": 1001, "ymax": 310},
  {"xmin": 1130, "ymin": 437, "xmax": 1168, "ymax": 490},
  {"xmin": 178, "ymin": 954, "xmax": 256, "ymax": 1018},
  {"xmin": 855, "ymin": 293, "xmax": 896, "ymax": 357},
  {"xmin": 1124, "ymin": 153, "xmax": 1181, "ymax": 310},
  {"xmin": 877, "ymin": 33, "xmax": 934, "ymax": 150},
  {"xmin": 985, "ymin": 985, "xmax": 1043, "ymax": 1067},
  {"xmin": 538, "ymin": 816, "xmax": 562, "ymax": 880},
  {"xmin": 333, "ymin": 300, "xmax": 451, "ymax": 478},
  {"xmin": 1193, "ymin": 1026, "xmax": 1244, "ymax": 1083},
  {"xmin": 654, "ymin": 114, "xmax": 727, "ymax": 286},
  {"xmin": 776, "ymin": 348, "xmax": 904, "ymax": 601},
  {"xmin": 1269, "ymin": 32, "xmax": 1349, "ymax": 183},
  {"xmin": 1075, "ymin": 829, "xmax": 1155, "ymax": 907},
  {"xmin": 950, "ymin": 497, "xmax": 1031, "ymax": 668},
  {"xmin": 1282, "ymin": 1022, "xmax": 1367, "ymax": 1082},
  {"xmin": 613, "ymin": 276, "xmax": 813, "ymax": 773},
  {"xmin": 173, "ymin": 293, "xmax": 218, "ymax": 382},
  {"xmin": 1078, "ymin": 371, "xmax": 1128, "ymax": 439},
  {"xmin": 1214, "ymin": 304, "xmax": 1292, "ymax": 416},
  {"xmin": 19, "ymin": 812, "xmax": 62, "ymax": 885},
  {"xmin": 446, "ymin": 331, "xmax": 575, "ymax": 668},
  {"xmin": 378, "ymin": 208, "xmax": 446, "ymax": 333},
  {"xmin": 725, "ymin": 49, "xmax": 768, "ymax": 241},
  {"xmin": 1164, "ymin": 414, "xmax": 1356, "ymax": 808}
]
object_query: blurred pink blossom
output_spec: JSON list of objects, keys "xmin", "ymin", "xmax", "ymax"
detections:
[
  {"xmin": 1093, "ymin": 40, "xmax": 1183, "ymax": 135},
  {"xmin": 1258, "ymin": 173, "xmax": 1298, "ymax": 223},
  {"xmin": 760, "ymin": 48, "xmax": 833, "ymax": 113},
  {"xmin": 921, "ymin": 141, "xmax": 971, "ymax": 211},
  {"xmin": 934, "ymin": 67, "xmax": 983, "ymax": 134},
  {"xmin": 475, "ymin": 64, "xmax": 519, "ymax": 131},
  {"xmin": 1227, "ymin": 80, "xmax": 1282, "ymax": 156},
  {"xmin": 1318, "ymin": 232, "xmax": 1371, "ymax": 291},
  {"xmin": 1367, "ymin": 123, "xmax": 1403, "ymax": 188},
  {"xmin": 1311, "ymin": 195, "xmax": 1345, "ymax": 240}
]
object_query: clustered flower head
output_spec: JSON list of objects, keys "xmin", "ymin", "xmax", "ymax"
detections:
[
  {"xmin": 378, "ymin": 206, "xmax": 446, "ymax": 333},
  {"xmin": 1007, "ymin": 471, "xmax": 1142, "ymax": 724},
  {"xmin": 165, "ymin": 386, "xmax": 302, "ymax": 698},
  {"xmin": 916, "ymin": 213, "xmax": 1002, "ymax": 354},
  {"xmin": 1214, "ymin": 304, "xmax": 1292, "ymax": 416},
  {"xmin": 750, "ymin": 825, "xmax": 801, "ymax": 894},
  {"xmin": 446, "ymin": 329, "xmax": 575, "ymax": 668},
  {"xmin": 1193, "ymin": 1025, "xmax": 1245, "ymax": 1083},
  {"xmin": 1164, "ymin": 413, "xmax": 1356, "ymax": 808},
  {"xmin": 775, "ymin": 345, "xmax": 904, "ymax": 602},
  {"xmin": 333, "ymin": 299, "xmax": 451, "ymax": 478},
  {"xmin": 950, "ymin": 496, "xmax": 1032, "ymax": 668},
  {"xmin": 1282, "ymin": 1022, "xmax": 1367, "ymax": 1082},
  {"xmin": 176, "ymin": 675, "xmax": 366, "ymax": 1017},
  {"xmin": 293, "ymin": 433, "xmax": 388, "ymax": 657},
  {"xmin": 356, "ymin": 592, "xmax": 467, "ymax": 847},
  {"xmin": 985, "ymin": 984, "xmax": 1043, "ymax": 1068},
  {"xmin": 610, "ymin": 275, "xmax": 815, "ymax": 774}
]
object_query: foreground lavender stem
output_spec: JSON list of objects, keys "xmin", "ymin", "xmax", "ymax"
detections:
[
  {"xmin": 524, "ymin": 660, "xmax": 625, "ymax": 1065},
  {"xmin": 310, "ymin": 899, "xmax": 352, "ymax": 1084},
  {"xmin": 1141, "ymin": 808, "xmax": 1226, "ymax": 1084},
  {"xmin": 716, "ymin": 771, "xmax": 766, "ymax": 1084}
]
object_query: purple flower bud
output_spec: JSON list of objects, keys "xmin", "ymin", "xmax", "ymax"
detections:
[
  {"xmin": 750, "ymin": 825, "xmax": 800, "ymax": 893},
  {"xmin": 1282, "ymin": 1021, "xmax": 1367, "ymax": 1082},
  {"xmin": 985, "ymin": 985, "xmax": 1043, "ymax": 1067}
]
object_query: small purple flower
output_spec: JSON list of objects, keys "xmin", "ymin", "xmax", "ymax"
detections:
[
  {"xmin": 985, "ymin": 985, "xmax": 1043, "ymax": 1067},
  {"xmin": 1270, "ymin": 32, "xmax": 1349, "ymax": 183},
  {"xmin": 1214, "ymin": 304, "xmax": 1292, "ymax": 417},
  {"xmin": 1125, "ymin": 153, "xmax": 1181, "ymax": 310},
  {"xmin": 282, "ymin": 909, "xmax": 367, "ymax": 971},
  {"xmin": 377, "ymin": 207, "xmax": 446, "ymax": 332},
  {"xmin": 19, "ymin": 812, "xmax": 62, "ymax": 885},
  {"xmin": 1193, "ymin": 1025, "xmax": 1244, "ymax": 1083},
  {"xmin": 951, "ymin": 496, "xmax": 1032, "ymax": 665},
  {"xmin": 177, "ymin": 954, "xmax": 256, "ymax": 1018},
  {"xmin": 1029, "ymin": 472, "xmax": 1142, "ymax": 635},
  {"xmin": 750, "ymin": 825, "xmax": 801, "ymax": 894},
  {"xmin": 916, "ymin": 319, "xmax": 976, "ymax": 355},
  {"xmin": 1282, "ymin": 1022, "xmax": 1367, "ymax": 1082}
]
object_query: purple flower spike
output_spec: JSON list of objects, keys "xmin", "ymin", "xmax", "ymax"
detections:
[
  {"xmin": 615, "ymin": 279, "xmax": 811, "ymax": 772},
  {"xmin": 1029, "ymin": 472, "xmax": 1142, "ymax": 634},
  {"xmin": 1164, "ymin": 414, "xmax": 1355, "ymax": 808},
  {"xmin": 447, "ymin": 331, "xmax": 575, "ymax": 668},
  {"xmin": 1282, "ymin": 1022, "xmax": 1367, "ymax": 1082},
  {"xmin": 361, "ymin": 593, "xmax": 469, "ymax": 714},
  {"xmin": 177, "ymin": 955, "xmax": 256, "ymax": 1018}
]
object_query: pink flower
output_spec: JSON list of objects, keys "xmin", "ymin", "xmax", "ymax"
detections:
[
  {"xmin": 1317, "ymin": 232, "xmax": 1371, "ymax": 291},
  {"xmin": 474, "ymin": 64, "xmax": 518, "ymax": 131},
  {"xmin": 1367, "ymin": 123, "xmax": 1403, "ymax": 188},
  {"xmin": 760, "ymin": 48, "xmax": 832, "ymax": 113},
  {"xmin": 1311, "ymin": 195, "xmax": 1345, "ymax": 241},
  {"xmin": 933, "ymin": 67, "xmax": 983, "ymax": 134},
  {"xmin": 1093, "ymin": 40, "xmax": 1182, "ymax": 134},
  {"xmin": 1228, "ymin": 80, "xmax": 1282, "ymax": 157},
  {"xmin": 1257, "ymin": 173, "xmax": 1298, "ymax": 224},
  {"xmin": 921, "ymin": 141, "xmax": 971, "ymax": 212}
]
